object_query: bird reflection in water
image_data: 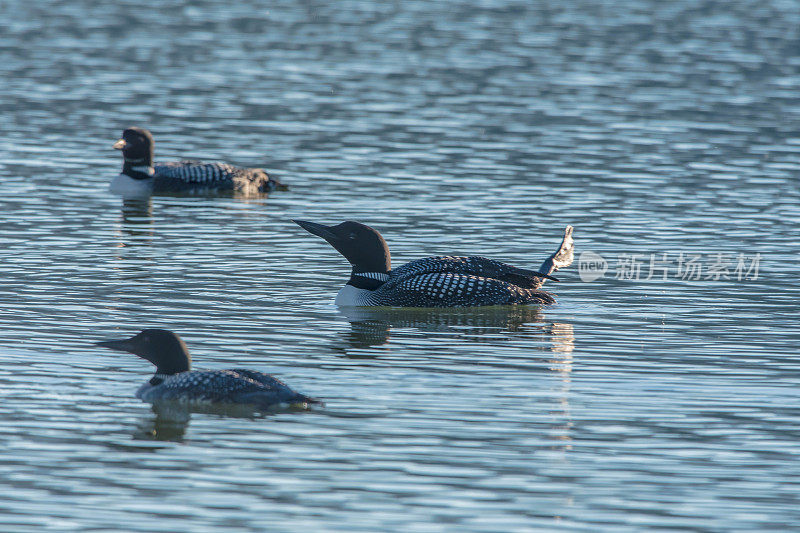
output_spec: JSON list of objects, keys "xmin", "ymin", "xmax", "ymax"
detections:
[
  {"xmin": 117, "ymin": 198, "xmax": 154, "ymax": 247},
  {"xmin": 545, "ymin": 321, "xmax": 574, "ymax": 453},
  {"xmin": 109, "ymin": 198, "xmax": 156, "ymax": 288},
  {"xmin": 133, "ymin": 403, "xmax": 191, "ymax": 442},
  {"xmin": 338, "ymin": 306, "xmax": 575, "ymax": 351},
  {"xmin": 132, "ymin": 401, "xmax": 314, "ymax": 443},
  {"xmin": 114, "ymin": 191, "xmax": 275, "ymax": 251},
  {"xmin": 338, "ymin": 306, "xmax": 576, "ymax": 455}
]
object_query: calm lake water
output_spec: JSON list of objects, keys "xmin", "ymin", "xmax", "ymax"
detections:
[{"xmin": 2, "ymin": 0, "xmax": 800, "ymax": 530}]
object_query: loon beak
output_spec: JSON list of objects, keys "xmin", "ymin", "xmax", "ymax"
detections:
[
  {"xmin": 96, "ymin": 337, "xmax": 137, "ymax": 353},
  {"xmin": 112, "ymin": 139, "xmax": 126, "ymax": 150},
  {"xmin": 293, "ymin": 220, "xmax": 340, "ymax": 243}
]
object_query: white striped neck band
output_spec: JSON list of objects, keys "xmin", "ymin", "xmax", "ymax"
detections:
[
  {"xmin": 149, "ymin": 373, "xmax": 170, "ymax": 385},
  {"xmin": 353, "ymin": 272, "xmax": 390, "ymax": 281}
]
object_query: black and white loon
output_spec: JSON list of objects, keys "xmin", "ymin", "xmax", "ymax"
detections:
[
  {"xmin": 111, "ymin": 127, "xmax": 286, "ymax": 196},
  {"xmin": 96, "ymin": 329, "xmax": 321, "ymax": 409},
  {"xmin": 294, "ymin": 220, "xmax": 574, "ymax": 307}
]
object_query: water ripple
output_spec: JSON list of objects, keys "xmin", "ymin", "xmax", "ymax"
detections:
[{"xmin": 1, "ymin": 0, "xmax": 799, "ymax": 530}]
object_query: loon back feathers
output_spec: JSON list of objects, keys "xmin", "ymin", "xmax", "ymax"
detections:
[
  {"xmin": 113, "ymin": 127, "xmax": 285, "ymax": 194},
  {"xmin": 153, "ymin": 161, "xmax": 281, "ymax": 193},
  {"xmin": 136, "ymin": 368, "xmax": 319, "ymax": 407},
  {"xmin": 376, "ymin": 270, "xmax": 555, "ymax": 307},
  {"xmin": 390, "ymin": 255, "xmax": 558, "ymax": 289},
  {"xmin": 294, "ymin": 220, "xmax": 574, "ymax": 308},
  {"xmin": 96, "ymin": 329, "xmax": 320, "ymax": 408}
]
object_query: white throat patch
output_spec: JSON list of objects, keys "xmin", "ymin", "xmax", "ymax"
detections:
[{"xmin": 335, "ymin": 284, "xmax": 375, "ymax": 306}]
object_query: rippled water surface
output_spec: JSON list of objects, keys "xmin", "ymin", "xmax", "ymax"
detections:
[{"xmin": 2, "ymin": 0, "xmax": 800, "ymax": 530}]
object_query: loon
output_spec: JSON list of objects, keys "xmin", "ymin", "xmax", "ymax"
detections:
[
  {"xmin": 293, "ymin": 220, "xmax": 574, "ymax": 307},
  {"xmin": 110, "ymin": 127, "xmax": 286, "ymax": 197},
  {"xmin": 96, "ymin": 329, "xmax": 321, "ymax": 409}
]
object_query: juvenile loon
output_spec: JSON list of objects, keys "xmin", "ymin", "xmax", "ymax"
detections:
[
  {"xmin": 96, "ymin": 329, "xmax": 321, "ymax": 409},
  {"xmin": 111, "ymin": 127, "xmax": 286, "ymax": 196},
  {"xmin": 293, "ymin": 220, "xmax": 574, "ymax": 307}
]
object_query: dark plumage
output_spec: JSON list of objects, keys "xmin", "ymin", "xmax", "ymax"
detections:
[
  {"xmin": 293, "ymin": 220, "xmax": 574, "ymax": 307},
  {"xmin": 111, "ymin": 127, "xmax": 286, "ymax": 194},
  {"xmin": 96, "ymin": 329, "xmax": 321, "ymax": 409}
]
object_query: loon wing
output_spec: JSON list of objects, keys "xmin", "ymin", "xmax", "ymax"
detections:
[
  {"xmin": 389, "ymin": 227, "xmax": 573, "ymax": 290},
  {"xmin": 156, "ymin": 370, "xmax": 256, "ymax": 400},
  {"xmin": 154, "ymin": 162, "xmax": 281, "ymax": 192},
  {"xmin": 391, "ymin": 256, "xmax": 555, "ymax": 289},
  {"xmin": 158, "ymin": 370, "xmax": 318, "ymax": 406},
  {"xmin": 226, "ymin": 369, "xmax": 322, "ymax": 405},
  {"xmin": 153, "ymin": 161, "xmax": 236, "ymax": 184},
  {"xmin": 156, "ymin": 160, "xmax": 203, "ymax": 167},
  {"xmin": 225, "ymin": 369, "xmax": 293, "ymax": 389},
  {"xmin": 378, "ymin": 272, "xmax": 554, "ymax": 307}
]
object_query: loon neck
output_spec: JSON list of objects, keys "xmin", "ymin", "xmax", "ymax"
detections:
[
  {"xmin": 123, "ymin": 161, "xmax": 155, "ymax": 180},
  {"xmin": 347, "ymin": 270, "xmax": 389, "ymax": 290}
]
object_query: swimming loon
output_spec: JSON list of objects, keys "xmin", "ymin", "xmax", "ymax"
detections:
[
  {"xmin": 96, "ymin": 329, "xmax": 321, "ymax": 408},
  {"xmin": 111, "ymin": 127, "xmax": 286, "ymax": 196},
  {"xmin": 293, "ymin": 220, "xmax": 574, "ymax": 307}
]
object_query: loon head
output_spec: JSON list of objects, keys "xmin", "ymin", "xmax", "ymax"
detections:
[
  {"xmin": 114, "ymin": 127, "xmax": 155, "ymax": 169},
  {"xmin": 97, "ymin": 328, "xmax": 191, "ymax": 376},
  {"xmin": 293, "ymin": 220, "xmax": 391, "ymax": 277}
]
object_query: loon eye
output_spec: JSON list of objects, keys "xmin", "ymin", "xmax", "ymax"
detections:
[{"xmin": 348, "ymin": 233, "xmax": 357, "ymax": 240}]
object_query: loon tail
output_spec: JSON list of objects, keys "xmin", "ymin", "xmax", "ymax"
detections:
[{"xmin": 537, "ymin": 226, "xmax": 574, "ymax": 278}]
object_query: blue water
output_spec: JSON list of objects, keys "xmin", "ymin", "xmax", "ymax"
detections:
[{"xmin": 1, "ymin": 0, "xmax": 800, "ymax": 530}]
